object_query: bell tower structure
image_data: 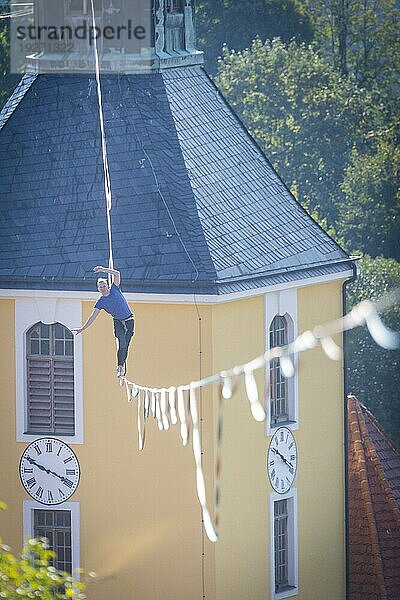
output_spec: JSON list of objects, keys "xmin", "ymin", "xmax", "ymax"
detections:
[{"xmin": 21, "ymin": 0, "xmax": 203, "ymax": 73}]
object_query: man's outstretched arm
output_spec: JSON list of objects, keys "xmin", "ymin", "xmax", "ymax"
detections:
[
  {"xmin": 93, "ymin": 265, "xmax": 121, "ymax": 286},
  {"xmin": 72, "ymin": 308, "xmax": 100, "ymax": 335}
]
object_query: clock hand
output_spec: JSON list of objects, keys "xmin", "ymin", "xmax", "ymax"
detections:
[
  {"xmin": 47, "ymin": 469, "xmax": 66, "ymax": 481},
  {"xmin": 279, "ymin": 454, "xmax": 290, "ymax": 466},
  {"xmin": 272, "ymin": 448, "xmax": 287, "ymax": 462},
  {"xmin": 280, "ymin": 454, "xmax": 295, "ymax": 470},
  {"xmin": 26, "ymin": 456, "xmax": 67, "ymax": 482},
  {"xmin": 26, "ymin": 455, "xmax": 49, "ymax": 473},
  {"xmin": 271, "ymin": 448, "xmax": 294, "ymax": 469}
]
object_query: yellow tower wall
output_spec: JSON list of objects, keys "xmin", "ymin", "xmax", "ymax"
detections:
[
  {"xmin": 0, "ymin": 278, "xmax": 345, "ymax": 600},
  {"xmin": 0, "ymin": 299, "xmax": 21, "ymax": 547},
  {"xmin": 211, "ymin": 296, "xmax": 268, "ymax": 600},
  {"xmin": 296, "ymin": 281, "xmax": 345, "ymax": 600},
  {"xmin": 212, "ymin": 281, "xmax": 345, "ymax": 600},
  {"xmin": 0, "ymin": 298, "xmax": 217, "ymax": 600},
  {"xmin": 77, "ymin": 300, "xmax": 216, "ymax": 600}
]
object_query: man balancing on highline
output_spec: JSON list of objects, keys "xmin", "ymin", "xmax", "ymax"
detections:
[{"xmin": 72, "ymin": 266, "xmax": 134, "ymax": 378}]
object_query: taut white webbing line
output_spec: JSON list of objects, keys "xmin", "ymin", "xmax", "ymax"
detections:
[
  {"xmin": 122, "ymin": 292, "xmax": 399, "ymax": 543},
  {"xmin": 89, "ymin": 0, "xmax": 114, "ymax": 284},
  {"xmin": 89, "ymin": 0, "xmax": 200, "ymax": 288}
]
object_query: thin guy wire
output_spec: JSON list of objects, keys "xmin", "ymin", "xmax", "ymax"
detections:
[
  {"xmin": 114, "ymin": 71, "xmax": 200, "ymax": 286},
  {"xmin": 198, "ymin": 308, "xmax": 206, "ymax": 599}
]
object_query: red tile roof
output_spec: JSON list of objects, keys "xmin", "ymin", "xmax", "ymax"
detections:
[{"xmin": 348, "ymin": 395, "xmax": 400, "ymax": 599}]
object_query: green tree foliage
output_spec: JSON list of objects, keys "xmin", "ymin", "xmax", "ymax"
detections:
[
  {"xmin": 0, "ymin": 501, "xmax": 86, "ymax": 599},
  {"xmin": 346, "ymin": 256, "xmax": 400, "ymax": 445},
  {"xmin": 216, "ymin": 38, "xmax": 399, "ymax": 260},
  {"xmin": 302, "ymin": 1, "xmax": 400, "ymax": 241},
  {"xmin": 340, "ymin": 127, "xmax": 400, "ymax": 258},
  {"xmin": 302, "ymin": 0, "xmax": 400, "ymax": 94},
  {"xmin": 195, "ymin": 0, "xmax": 313, "ymax": 73},
  {"xmin": 216, "ymin": 40, "xmax": 364, "ymax": 231},
  {"xmin": 0, "ymin": 539, "xmax": 86, "ymax": 598}
]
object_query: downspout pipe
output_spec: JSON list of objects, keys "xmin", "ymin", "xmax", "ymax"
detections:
[{"xmin": 342, "ymin": 259, "xmax": 358, "ymax": 600}]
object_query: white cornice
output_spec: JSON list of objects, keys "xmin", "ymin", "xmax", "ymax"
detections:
[{"xmin": 0, "ymin": 269, "xmax": 353, "ymax": 304}]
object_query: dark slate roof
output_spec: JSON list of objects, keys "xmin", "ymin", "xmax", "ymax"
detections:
[
  {"xmin": 0, "ymin": 67, "xmax": 353, "ymax": 294},
  {"xmin": 163, "ymin": 68, "xmax": 348, "ymax": 282},
  {"xmin": 348, "ymin": 395, "xmax": 400, "ymax": 599},
  {"xmin": 0, "ymin": 70, "xmax": 37, "ymax": 132}
]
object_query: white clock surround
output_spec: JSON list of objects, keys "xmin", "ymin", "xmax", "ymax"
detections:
[
  {"xmin": 267, "ymin": 427, "xmax": 298, "ymax": 494},
  {"xmin": 20, "ymin": 438, "xmax": 80, "ymax": 505}
]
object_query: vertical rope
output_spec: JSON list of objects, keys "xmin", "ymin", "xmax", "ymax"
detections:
[
  {"xmin": 197, "ymin": 308, "xmax": 206, "ymax": 599},
  {"xmin": 89, "ymin": 0, "xmax": 114, "ymax": 284}
]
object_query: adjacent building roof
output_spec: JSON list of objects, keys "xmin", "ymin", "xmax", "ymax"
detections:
[
  {"xmin": 0, "ymin": 67, "xmax": 353, "ymax": 294},
  {"xmin": 347, "ymin": 395, "xmax": 400, "ymax": 599}
]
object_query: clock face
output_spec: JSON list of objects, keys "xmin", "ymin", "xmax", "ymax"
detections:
[
  {"xmin": 19, "ymin": 438, "xmax": 80, "ymax": 505},
  {"xmin": 267, "ymin": 427, "xmax": 297, "ymax": 494}
]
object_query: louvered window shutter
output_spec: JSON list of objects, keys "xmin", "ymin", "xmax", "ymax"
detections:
[
  {"xmin": 53, "ymin": 357, "xmax": 74, "ymax": 433},
  {"xmin": 27, "ymin": 323, "xmax": 75, "ymax": 435},
  {"xmin": 27, "ymin": 356, "xmax": 52, "ymax": 431},
  {"xmin": 269, "ymin": 315, "xmax": 289, "ymax": 425}
]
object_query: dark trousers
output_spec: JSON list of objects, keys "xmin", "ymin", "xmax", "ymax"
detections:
[{"xmin": 113, "ymin": 317, "xmax": 134, "ymax": 366}]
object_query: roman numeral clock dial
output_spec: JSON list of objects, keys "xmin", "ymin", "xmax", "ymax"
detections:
[
  {"xmin": 267, "ymin": 427, "xmax": 297, "ymax": 494},
  {"xmin": 19, "ymin": 438, "xmax": 80, "ymax": 505}
]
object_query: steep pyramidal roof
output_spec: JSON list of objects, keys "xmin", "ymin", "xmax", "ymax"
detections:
[
  {"xmin": 0, "ymin": 67, "xmax": 352, "ymax": 294},
  {"xmin": 347, "ymin": 395, "xmax": 400, "ymax": 599}
]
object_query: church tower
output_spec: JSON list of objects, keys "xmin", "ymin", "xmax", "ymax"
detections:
[{"xmin": 1, "ymin": 2, "xmax": 354, "ymax": 599}]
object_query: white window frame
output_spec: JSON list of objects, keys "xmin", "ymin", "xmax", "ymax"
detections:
[
  {"xmin": 15, "ymin": 297, "xmax": 84, "ymax": 443},
  {"xmin": 269, "ymin": 489, "xmax": 298, "ymax": 599},
  {"xmin": 23, "ymin": 500, "xmax": 81, "ymax": 579},
  {"xmin": 265, "ymin": 289, "xmax": 298, "ymax": 435}
]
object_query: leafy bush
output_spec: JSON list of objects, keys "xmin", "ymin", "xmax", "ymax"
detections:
[{"xmin": 0, "ymin": 503, "xmax": 86, "ymax": 600}]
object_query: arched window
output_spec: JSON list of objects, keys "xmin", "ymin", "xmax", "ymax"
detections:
[
  {"xmin": 26, "ymin": 323, "xmax": 74, "ymax": 435},
  {"xmin": 269, "ymin": 315, "xmax": 288, "ymax": 425}
]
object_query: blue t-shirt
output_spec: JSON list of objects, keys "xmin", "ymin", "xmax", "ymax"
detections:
[{"xmin": 94, "ymin": 284, "xmax": 133, "ymax": 320}]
